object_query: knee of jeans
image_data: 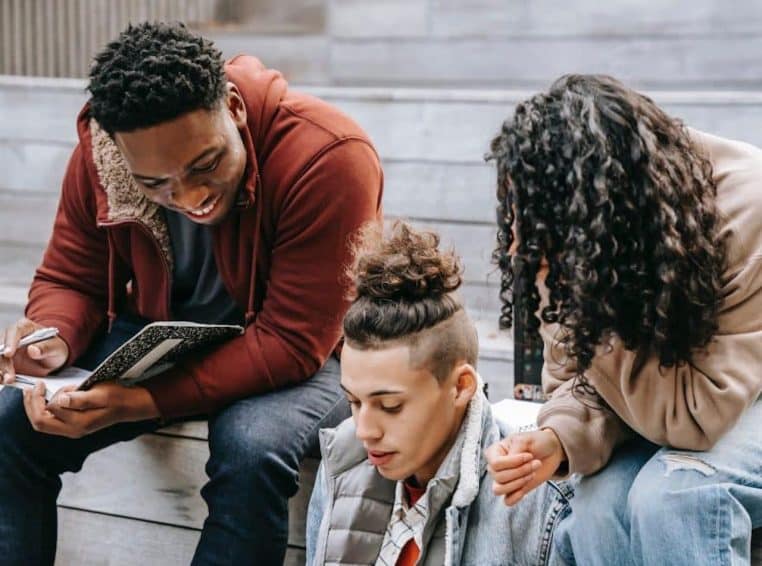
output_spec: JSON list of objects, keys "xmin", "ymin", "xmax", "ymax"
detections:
[
  {"xmin": 0, "ymin": 388, "xmax": 36, "ymax": 454},
  {"xmin": 208, "ymin": 412, "xmax": 298, "ymax": 482},
  {"xmin": 567, "ymin": 473, "xmax": 630, "ymax": 528},
  {"xmin": 566, "ymin": 492, "xmax": 626, "ymax": 534},
  {"xmin": 629, "ymin": 451, "xmax": 719, "ymax": 518}
]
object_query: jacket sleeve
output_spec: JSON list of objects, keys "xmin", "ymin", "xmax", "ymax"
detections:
[
  {"xmin": 538, "ymin": 257, "xmax": 762, "ymax": 474},
  {"xmin": 25, "ymin": 143, "xmax": 109, "ymax": 364},
  {"xmin": 583, "ymin": 259, "xmax": 762, "ymax": 451},
  {"xmin": 145, "ymin": 139, "xmax": 383, "ymax": 418},
  {"xmin": 536, "ymin": 323, "xmax": 633, "ymax": 476}
]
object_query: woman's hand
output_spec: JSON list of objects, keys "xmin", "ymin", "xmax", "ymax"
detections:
[{"xmin": 485, "ymin": 428, "xmax": 566, "ymax": 506}]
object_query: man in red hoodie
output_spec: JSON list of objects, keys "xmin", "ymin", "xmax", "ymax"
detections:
[{"xmin": 0, "ymin": 22, "xmax": 382, "ymax": 565}]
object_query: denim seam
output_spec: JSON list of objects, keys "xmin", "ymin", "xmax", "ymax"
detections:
[
  {"xmin": 538, "ymin": 491, "xmax": 571, "ymax": 566},
  {"xmin": 716, "ymin": 486, "xmax": 730, "ymax": 566}
]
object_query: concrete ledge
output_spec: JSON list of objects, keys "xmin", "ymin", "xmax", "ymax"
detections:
[{"xmin": 5, "ymin": 74, "xmax": 762, "ymax": 104}]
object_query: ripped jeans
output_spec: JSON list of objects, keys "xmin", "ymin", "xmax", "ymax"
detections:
[{"xmin": 555, "ymin": 399, "xmax": 762, "ymax": 566}]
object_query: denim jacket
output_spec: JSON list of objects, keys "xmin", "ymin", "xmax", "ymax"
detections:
[{"xmin": 306, "ymin": 386, "xmax": 573, "ymax": 566}]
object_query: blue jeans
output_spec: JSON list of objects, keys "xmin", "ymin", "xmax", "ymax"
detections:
[
  {"xmin": 555, "ymin": 399, "xmax": 762, "ymax": 566},
  {"xmin": 0, "ymin": 318, "xmax": 349, "ymax": 565}
]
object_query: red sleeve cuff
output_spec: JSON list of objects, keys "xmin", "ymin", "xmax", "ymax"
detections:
[{"xmin": 143, "ymin": 364, "xmax": 209, "ymax": 419}]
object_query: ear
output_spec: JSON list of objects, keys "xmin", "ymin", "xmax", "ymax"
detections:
[
  {"xmin": 452, "ymin": 363, "xmax": 478, "ymax": 409},
  {"xmin": 225, "ymin": 83, "xmax": 247, "ymax": 128}
]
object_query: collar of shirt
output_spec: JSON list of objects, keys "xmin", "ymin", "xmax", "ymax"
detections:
[{"xmin": 375, "ymin": 428, "xmax": 467, "ymax": 566}]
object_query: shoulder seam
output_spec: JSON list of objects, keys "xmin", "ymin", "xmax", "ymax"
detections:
[{"xmin": 292, "ymin": 136, "xmax": 378, "ymax": 189}]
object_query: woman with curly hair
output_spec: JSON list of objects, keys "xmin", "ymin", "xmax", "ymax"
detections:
[
  {"xmin": 306, "ymin": 221, "xmax": 573, "ymax": 566},
  {"xmin": 485, "ymin": 75, "xmax": 762, "ymax": 565}
]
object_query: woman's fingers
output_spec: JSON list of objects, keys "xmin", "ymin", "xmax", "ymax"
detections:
[
  {"xmin": 503, "ymin": 488, "xmax": 528, "ymax": 507},
  {"xmin": 492, "ymin": 472, "xmax": 535, "ymax": 497},
  {"xmin": 485, "ymin": 450, "xmax": 534, "ymax": 473},
  {"xmin": 491, "ymin": 459, "xmax": 542, "ymax": 484}
]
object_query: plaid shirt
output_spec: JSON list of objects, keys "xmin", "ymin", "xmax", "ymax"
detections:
[
  {"xmin": 375, "ymin": 478, "xmax": 430, "ymax": 566},
  {"xmin": 375, "ymin": 430, "xmax": 467, "ymax": 566}
]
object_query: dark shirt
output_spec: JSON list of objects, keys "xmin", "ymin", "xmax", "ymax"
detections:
[{"xmin": 165, "ymin": 210, "xmax": 244, "ymax": 326}]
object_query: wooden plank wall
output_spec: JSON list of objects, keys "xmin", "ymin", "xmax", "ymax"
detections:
[{"xmin": 0, "ymin": 0, "xmax": 218, "ymax": 77}]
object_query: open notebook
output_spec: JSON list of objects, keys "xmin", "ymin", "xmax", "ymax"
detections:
[{"xmin": 13, "ymin": 321, "xmax": 244, "ymax": 401}]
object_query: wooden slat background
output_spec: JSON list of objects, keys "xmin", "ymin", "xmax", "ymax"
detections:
[{"xmin": 0, "ymin": 0, "xmax": 218, "ymax": 78}]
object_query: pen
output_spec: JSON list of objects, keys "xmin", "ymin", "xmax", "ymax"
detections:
[{"xmin": 0, "ymin": 327, "xmax": 60, "ymax": 354}]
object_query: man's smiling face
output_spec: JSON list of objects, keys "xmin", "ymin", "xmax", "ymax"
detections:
[{"xmin": 114, "ymin": 84, "xmax": 248, "ymax": 226}]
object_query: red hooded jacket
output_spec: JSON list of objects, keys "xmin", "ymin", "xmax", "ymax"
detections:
[{"xmin": 25, "ymin": 56, "xmax": 383, "ymax": 419}]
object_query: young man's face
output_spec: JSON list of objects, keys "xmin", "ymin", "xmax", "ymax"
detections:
[
  {"xmin": 341, "ymin": 343, "xmax": 473, "ymax": 485},
  {"xmin": 113, "ymin": 84, "xmax": 248, "ymax": 226}
]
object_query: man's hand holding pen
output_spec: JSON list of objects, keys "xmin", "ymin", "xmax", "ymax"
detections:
[
  {"xmin": 1, "ymin": 318, "xmax": 68, "ymax": 384},
  {"xmin": 1, "ymin": 317, "xmax": 160, "ymax": 438}
]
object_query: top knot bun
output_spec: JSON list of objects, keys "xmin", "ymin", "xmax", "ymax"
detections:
[{"xmin": 350, "ymin": 221, "xmax": 463, "ymax": 302}]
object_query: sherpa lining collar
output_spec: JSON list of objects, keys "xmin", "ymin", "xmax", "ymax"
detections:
[
  {"xmin": 450, "ymin": 372, "xmax": 487, "ymax": 509},
  {"xmin": 89, "ymin": 119, "xmax": 173, "ymax": 271}
]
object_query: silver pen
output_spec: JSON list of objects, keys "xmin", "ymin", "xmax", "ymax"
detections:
[{"xmin": 0, "ymin": 327, "xmax": 60, "ymax": 354}]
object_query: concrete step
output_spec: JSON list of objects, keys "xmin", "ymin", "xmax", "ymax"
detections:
[
  {"xmin": 0, "ymin": 242, "xmax": 41, "ymax": 327},
  {"xmin": 7, "ymin": 78, "xmax": 762, "ymax": 162},
  {"xmin": 5, "ymin": 0, "xmax": 762, "ymax": 90},
  {"xmin": 197, "ymin": 0, "xmax": 762, "ymax": 90},
  {"xmin": 5, "ymin": 78, "xmax": 762, "ymax": 322},
  {"xmin": 328, "ymin": 0, "xmax": 762, "ymax": 40},
  {"xmin": 198, "ymin": 0, "xmax": 762, "ymax": 89}
]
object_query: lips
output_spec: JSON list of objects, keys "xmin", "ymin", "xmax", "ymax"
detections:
[
  {"xmin": 367, "ymin": 450, "xmax": 396, "ymax": 467},
  {"xmin": 185, "ymin": 194, "xmax": 222, "ymax": 220}
]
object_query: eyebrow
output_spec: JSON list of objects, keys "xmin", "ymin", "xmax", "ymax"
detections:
[
  {"xmin": 340, "ymin": 384, "xmax": 405, "ymax": 398},
  {"xmin": 132, "ymin": 147, "xmax": 222, "ymax": 182}
]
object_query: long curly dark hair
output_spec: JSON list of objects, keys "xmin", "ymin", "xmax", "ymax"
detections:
[{"xmin": 488, "ymin": 74, "xmax": 727, "ymax": 373}]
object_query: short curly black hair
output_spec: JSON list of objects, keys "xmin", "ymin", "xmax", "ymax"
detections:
[
  {"xmin": 488, "ymin": 74, "xmax": 727, "ymax": 374},
  {"xmin": 87, "ymin": 22, "xmax": 226, "ymax": 134}
]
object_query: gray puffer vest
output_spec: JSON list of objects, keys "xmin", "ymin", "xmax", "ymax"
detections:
[{"xmin": 306, "ymin": 388, "xmax": 573, "ymax": 566}]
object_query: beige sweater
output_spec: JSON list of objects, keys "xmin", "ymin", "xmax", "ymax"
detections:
[{"xmin": 537, "ymin": 129, "xmax": 762, "ymax": 476}]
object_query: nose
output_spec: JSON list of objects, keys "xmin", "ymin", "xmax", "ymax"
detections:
[
  {"xmin": 169, "ymin": 183, "xmax": 212, "ymax": 211},
  {"xmin": 354, "ymin": 406, "xmax": 383, "ymax": 443}
]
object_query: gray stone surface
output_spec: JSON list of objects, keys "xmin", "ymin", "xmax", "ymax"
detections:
[
  {"xmin": 427, "ymin": 0, "xmax": 762, "ymax": 38},
  {"xmin": 0, "ymin": 140, "xmax": 71, "ymax": 193},
  {"xmin": 329, "ymin": 0, "xmax": 428, "ymax": 38},
  {"xmin": 329, "ymin": 36, "xmax": 762, "ymax": 89},
  {"xmin": 205, "ymin": 33, "xmax": 331, "ymax": 84},
  {"xmin": 4, "ymin": 0, "xmax": 762, "ymax": 90},
  {"xmin": 211, "ymin": 0, "xmax": 326, "ymax": 33},
  {"xmin": 4, "ymin": 79, "xmax": 762, "ymax": 333}
]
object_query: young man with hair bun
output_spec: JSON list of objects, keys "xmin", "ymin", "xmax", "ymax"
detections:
[{"xmin": 306, "ymin": 221, "xmax": 572, "ymax": 566}]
